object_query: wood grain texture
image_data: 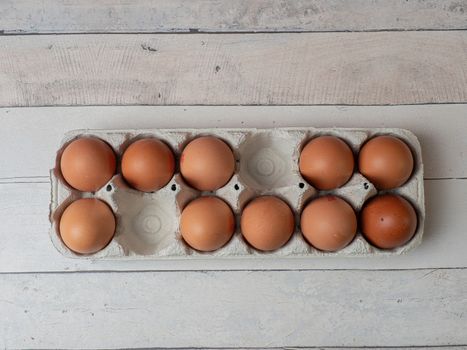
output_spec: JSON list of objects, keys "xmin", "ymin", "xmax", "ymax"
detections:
[
  {"xmin": 1, "ymin": 0, "xmax": 466, "ymax": 34},
  {"xmin": 1, "ymin": 179, "xmax": 466, "ymax": 272},
  {"xmin": 1, "ymin": 269, "xmax": 466, "ymax": 348},
  {"xmin": 0, "ymin": 32, "xmax": 466, "ymax": 106},
  {"xmin": 1, "ymin": 105, "xmax": 466, "ymax": 180}
]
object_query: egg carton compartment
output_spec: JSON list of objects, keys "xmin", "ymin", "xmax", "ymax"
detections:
[{"xmin": 49, "ymin": 127, "xmax": 424, "ymax": 259}]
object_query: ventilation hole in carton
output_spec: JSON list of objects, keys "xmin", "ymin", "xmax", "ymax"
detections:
[
  {"xmin": 171, "ymin": 184, "xmax": 176, "ymax": 191},
  {"xmin": 363, "ymin": 182, "xmax": 369, "ymax": 190},
  {"xmin": 106, "ymin": 185, "xmax": 112, "ymax": 192},
  {"xmin": 299, "ymin": 182, "xmax": 305, "ymax": 189},
  {"xmin": 234, "ymin": 184, "xmax": 240, "ymax": 191}
]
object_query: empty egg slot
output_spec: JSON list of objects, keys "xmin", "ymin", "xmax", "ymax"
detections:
[
  {"xmin": 238, "ymin": 132, "xmax": 299, "ymax": 191},
  {"xmin": 110, "ymin": 176, "xmax": 180, "ymax": 256}
]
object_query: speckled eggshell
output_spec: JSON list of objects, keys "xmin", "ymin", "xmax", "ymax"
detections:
[{"xmin": 361, "ymin": 194, "xmax": 417, "ymax": 249}]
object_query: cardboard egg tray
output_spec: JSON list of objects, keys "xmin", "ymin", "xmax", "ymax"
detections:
[{"xmin": 49, "ymin": 127, "xmax": 425, "ymax": 259}]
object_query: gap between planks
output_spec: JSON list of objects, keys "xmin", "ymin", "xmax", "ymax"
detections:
[
  {"xmin": 1, "ymin": 102, "xmax": 467, "ymax": 107},
  {"xmin": 1, "ymin": 28, "xmax": 467, "ymax": 36},
  {"xmin": 0, "ymin": 267, "xmax": 464, "ymax": 276},
  {"xmin": 62, "ymin": 346, "xmax": 467, "ymax": 349},
  {"xmin": 1, "ymin": 0, "xmax": 467, "ymax": 34}
]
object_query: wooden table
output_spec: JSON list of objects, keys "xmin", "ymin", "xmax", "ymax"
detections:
[{"xmin": 1, "ymin": 1, "xmax": 466, "ymax": 348}]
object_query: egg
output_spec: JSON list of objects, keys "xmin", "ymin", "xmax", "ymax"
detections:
[
  {"xmin": 180, "ymin": 196, "xmax": 235, "ymax": 252},
  {"xmin": 59, "ymin": 198, "xmax": 116, "ymax": 254},
  {"xmin": 121, "ymin": 138, "xmax": 175, "ymax": 192},
  {"xmin": 60, "ymin": 137, "xmax": 116, "ymax": 192},
  {"xmin": 359, "ymin": 135, "xmax": 414, "ymax": 190},
  {"xmin": 299, "ymin": 136, "xmax": 354, "ymax": 190},
  {"xmin": 241, "ymin": 196, "xmax": 295, "ymax": 251},
  {"xmin": 361, "ymin": 194, "xmax": 417, "ymax": 249},
  {"xmin": 300, "ymin": 195, "xmax": 357, "ymax": 252},
  {"xmin": 180, "ymin": 136, "xmax": 235, "ymax": 191}
]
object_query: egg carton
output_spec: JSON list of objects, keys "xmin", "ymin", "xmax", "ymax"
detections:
[{"xmin": 49, "ymin": 127, "xmax": 425, "ymax": 259}]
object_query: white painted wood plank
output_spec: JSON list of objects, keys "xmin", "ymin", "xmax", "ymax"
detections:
[
  {"xmin": 0, "ymin": 179, "xmax": 465, "ymax": 272},
  {"xmin": 1, "ymin": 105, "xmax": 467, "ymax": 180},
  {"xmin": 1, "ymin": 0, "xmax": 466, "ymax": 34},
  {"xmin": 1, "ymin": 269, "xmax": 466, "ymax": 348},
  {"xmin": 1, "ymin": 32, "xmax": 466, "ymax": 106}
]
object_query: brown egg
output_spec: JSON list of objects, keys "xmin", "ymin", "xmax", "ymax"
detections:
[
  {"xmin": 241, "ymin": 196, "xmax": 295, "ymax": 251},
  {"xmin": 301, "ymin": 195, "xmax": 357, "ymax": 252},
  {"xmin": 299, "ymin": 136, "xmax": 354, "ymax": 190},
  {"xmin": 60, "ymin": 137, "xmax": 116, "ymax": 192},
  {"xmin": 359, "ymin": 135, "xmax": 414, "ymax": 190},
  {"xmin": 180, "ymin": 196, "xmax": 235, "ymax": 252},
  {"xmin": 180, "ymin": 136, "xmax": 235, "ymax": 191},
  {"xmin": 361, "ymin": 194, "xmax": 417, "ymax": 249},
  {"xmin": 59, "ymin": 198, "xmax": 116, "ymax": 254},
  {"xmin": 121, "ymin": 138, "xmax": 175, "ymax": 192}
]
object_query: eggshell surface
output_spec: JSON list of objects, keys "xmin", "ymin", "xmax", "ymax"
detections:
[
  {"xmin": 180, "ymin": 196, "xmax": 235, "ymax": 252},
  {"xmin": 301, "ymin": 195, "xmax": 357, "ymax": 252},
  {"xmin": 361, "ymin": 194, "xmax": 417, "ymax": 249},
  {"xmin": 241, "ymin": 196, "xmax": 295, "ymax": 251},
  {"xmin": 299, "ymin": 136, "xmax": 354, "ymax": 190},
  {"xmin": 359, "ymin": 135, "xmax": 414, "ymax": 190},
  {"xmin": 60, "ymin": 137, "xmax": 116, "ymax": 192},
  {"xmin": 59, "ymin": 198, "xmax": 116, "ymax": 254},
  {"xmin": 180, "ymin": 136, "xmax": 235, "ymax": 191},
  {"xmin": 122, "ymin": 138, "xmax": 175, "ymax": 192}
]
